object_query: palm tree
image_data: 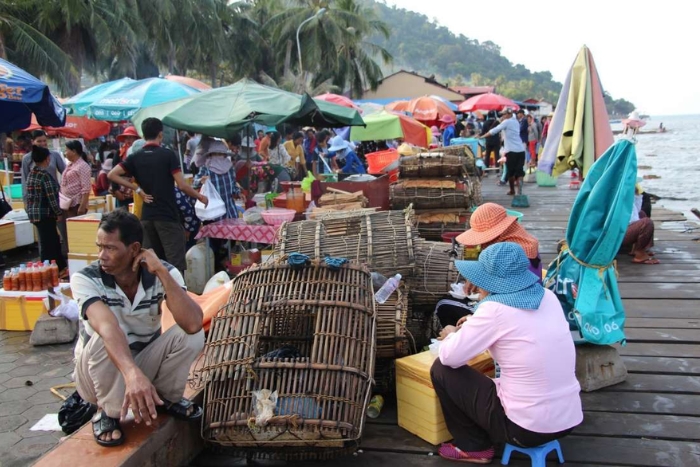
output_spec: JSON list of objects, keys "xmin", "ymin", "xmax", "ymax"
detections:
[
  {"xmin": 31, "ymin": 0, "xmax": 141, "ymax": 93},
  {"xmin": 0, "ymin": 2, "xmax": 74, "ymax": 92},
  {"xmin": 264, "ymin": 0, "xmax": 391, "ymax": 97}
]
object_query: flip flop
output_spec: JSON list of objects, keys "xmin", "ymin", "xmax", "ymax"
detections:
[
  {"xmin": 438, "ymin": 443, "xmax": 494, "ymax": 464},
  {"xmin": 92, "ymin": 411, "xmax": 124, "ymax": 447},
  {"xmin": 157, "ymin": 397, "xmax": 203, "ymax": 421},
  {"xmin": 632, "ymin": 257, "xmax": 660, "ymax": 265}
]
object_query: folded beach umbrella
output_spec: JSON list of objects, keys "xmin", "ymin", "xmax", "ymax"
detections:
[
  {"xmin": 538, "ymin": 46, "xmax": 613, "ymax": 178},
  {"xmin": 131, "ymin": 78, "xmax": 363, "ymax": 139},
  {"xmin": 458, "ymin": 92, "xmax": 519, "ymax": 112},
  {"xmin": 544, "ymin": 139, "xmax": 637, "ymax": 345},
  {"xmin": 62, "ymin": 77, "xmax": 135, "ymax": 116},
  {"xmin": 0, "ymin": 58, "xmax": 66, "ymax": 132},
  {"xmin": 350, "ymin": 110, "xmax": 429, "ymax": 147}
]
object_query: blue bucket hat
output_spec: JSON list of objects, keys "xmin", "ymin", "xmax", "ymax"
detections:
[{"xmin": 455, "ymin": 242, "xmax": 540, "ymax": 294}]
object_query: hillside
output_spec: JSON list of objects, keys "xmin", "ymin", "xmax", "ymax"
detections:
[{"xmin": 366, "ymin": 0, "xmax": 634, "ymax": 113}]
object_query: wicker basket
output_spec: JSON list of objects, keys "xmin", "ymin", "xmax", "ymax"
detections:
[
  {"xmin": 201, "ymin": 259, "xmax": 376, "ymax": 453},
  {"xmin": 435, "ymin": 144, "xmax": 478, "ymax": 175},
  {"xmin": 275, "ymin": 208, "xmax": 418, "ymax": 277},
  {"xmin": 408, "ymin": 239, "xmax": 464, "ymax": 307},
  {"xmin": 375, "ymin": 284, "xmax": 409, "ymax": 359},
  {"xmin": 415, "ymin": 209, "xmax": 471, "ymax": 241},
  {"xmin": 399, "ymin": 154, "xmax": 467, "ymax": 178},
  {"xmin": 390, "ymin": 179, "xmax": 477, "ymax": 211}
]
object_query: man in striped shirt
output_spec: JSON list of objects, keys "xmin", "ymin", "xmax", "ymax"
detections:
[{"xmin": 71, "ymin": 210, "xmax": 204, "ymax": 447}]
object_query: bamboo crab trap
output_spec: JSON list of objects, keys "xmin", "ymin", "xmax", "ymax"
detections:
[
  {"xmin": 399, "ymin": 153, "xmax": 467, "ymax": 178},
  {"xmin": 415, "ymin": 209, "xmax": 471, "ymax": 241},
  {"xmin": 390, "ymin": 179, "xmax": 480, "ymax": 211},
  {"xmin": 201, "ymin": 259, "xmax": 376, "ymax": 458},
  {"xmin": 274, "ymin": 208, "xmax": 418, "ymax": 277},
  {"xmin": 408, "ymin": 239, "xmax": 464, "ymax": 307},
  {"xmin": 375, "ymin": 283, "xmax": 410, "ymax": 359}
]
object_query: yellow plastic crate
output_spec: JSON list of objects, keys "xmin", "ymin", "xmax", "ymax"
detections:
[
  {"xmin": 395, "ymin": 351, "xmax": 494, "ymax": 445},
  {"xmin": 66, "ymin": 213, "xmax": 102, "ymax": 254}
]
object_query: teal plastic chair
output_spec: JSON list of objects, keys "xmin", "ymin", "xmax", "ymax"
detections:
[{"xmin": 501, "ymin": 439, "xmax": 564, "ymax": 466}]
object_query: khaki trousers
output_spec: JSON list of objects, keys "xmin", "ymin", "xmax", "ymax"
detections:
[{"xmin": 75, "ymin": 326, "xmax": 204, "ymax": 418}]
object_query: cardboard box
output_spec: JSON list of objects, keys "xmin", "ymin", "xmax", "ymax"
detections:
[
  {"xmin": 68, "ymin": 253, "xmax": 100, "ymax": 280},
  {"xmin": 395, "ymin": 351, "xmax": 494, "ymax": 445},
  {"xmin": 0, "ymin": 220, "xmax": 16, "ymax": 251},
  {"xmin": 66, "ymin": 213, "xmax": 102, "ymax": 254}
]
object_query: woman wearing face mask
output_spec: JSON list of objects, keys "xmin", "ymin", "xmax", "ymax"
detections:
[
  {"xmin": 61, "ymin": 140, "xmax": 93, "ymax": 218},
  {"xmin": 21, "ymin": 130, "xmax": 66, "ymax": 203}
]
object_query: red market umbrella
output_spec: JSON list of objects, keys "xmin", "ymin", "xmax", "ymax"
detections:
[
  {"xmin": 404, "ymin": 96, "xmax": 456, "ymax": 123},
  {"xmin": 23, "ymin": 114, "xmax": 111, "ymax": 140},
  {"xmin": 164, "ymin": 74, "xmax": 212, "ymax": 91},
  {"xmin": 458, "ymin": 93, "xmax": 519, "ymax": 112},
  {"xmin": 314, "ymin": 93, "xmax": 359, "ymax": 110}
]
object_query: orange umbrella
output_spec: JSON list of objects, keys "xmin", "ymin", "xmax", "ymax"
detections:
[
  {"xmin": 163, "ymin": 74, "xmax": 212, "ymax": 91},
  {"xmin": 314, "ymin": 93, "xmax": 359, "ymax": 110},
  {"xmin": 404, "ymin": 96, "xmax": 456, "ymax": 123},
  {"xmin": 386, "ymin": 100, "xmax": 409, "ymax": 112},
  {"xmin": 23, "ymin": 114, "xmax": 111, "ymax": 140}
]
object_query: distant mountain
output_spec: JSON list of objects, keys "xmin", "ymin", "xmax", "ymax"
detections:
[{"xmin": 366, "ymin": 0, "xmax": 634, "ymax": 113}]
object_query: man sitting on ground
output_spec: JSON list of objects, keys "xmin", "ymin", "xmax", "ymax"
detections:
[{"xmin": 71, "ymin": 210, "xmax": 204, "ymax": 447}]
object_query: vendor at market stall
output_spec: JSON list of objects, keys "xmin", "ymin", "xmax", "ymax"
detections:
[
  {"xmin": 431, "ymin": 242, "xmax": 582, "ymax": 464},
  {"xmin": 328, "ymin": 135, "xmax": 366, "ymax": 175},
  {"xmin": 457, "ymin": 203, "xmax": 542, "ymax": 279}
]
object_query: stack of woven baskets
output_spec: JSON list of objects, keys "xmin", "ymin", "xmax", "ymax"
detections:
[{"xmin": 390, "ymin": 145, "xmax": 482, "ymax": 241}]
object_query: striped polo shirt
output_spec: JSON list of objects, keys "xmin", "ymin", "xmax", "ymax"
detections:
[{"xmin": 71, "ymin": 260, "xmax": 186, "ymax": 359}]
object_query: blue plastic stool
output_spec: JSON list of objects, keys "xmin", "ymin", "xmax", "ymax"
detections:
[{"xmin": 501, "ymin": 439, "xmax": 564, "ymax": 466}]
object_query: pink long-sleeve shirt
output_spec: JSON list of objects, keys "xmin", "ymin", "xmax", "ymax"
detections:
[{"xmin": 439, "ymin": 289, "xmax": 583, "ymax": 433}]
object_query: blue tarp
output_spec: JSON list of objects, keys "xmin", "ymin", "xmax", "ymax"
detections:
[{"xmin": 0, "ymin": 58, "xmax": 65, "ymax": 132}]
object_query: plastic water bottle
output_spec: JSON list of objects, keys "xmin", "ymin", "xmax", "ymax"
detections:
[{"xmin": 374, "ymin": 274, "xmax": 401, "ymax": 304}]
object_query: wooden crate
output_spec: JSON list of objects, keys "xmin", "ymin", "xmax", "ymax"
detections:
[{"xmin": 66, "ymin": 213, "xmax": 102, "ymax": 254}]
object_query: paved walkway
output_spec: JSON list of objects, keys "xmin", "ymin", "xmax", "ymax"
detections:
[{"xmin": 0, "ymin": 331, "xmax": 74, "ymax": 467}]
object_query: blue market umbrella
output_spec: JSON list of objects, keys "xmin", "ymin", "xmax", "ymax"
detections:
[
  {"xmin": 544, "ymin": 139, "xmax": 637, "ymax": 345},
  {"xmin": 0, "ymin": 58, "xmax": 66, "ymax": 132},
  {"xmin": 62, "ymin": 77, "xmax": 135, "ymax": 116},
  {"xmin": 86, "ymin": 77, "xmax": 201, "ymax": 121}
]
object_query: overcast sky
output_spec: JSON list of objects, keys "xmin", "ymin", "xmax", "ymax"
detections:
[{"xmin": 386, "ymin": 0, "xmax": 697, "ymax": 116}]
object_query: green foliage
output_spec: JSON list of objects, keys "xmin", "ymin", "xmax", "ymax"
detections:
[{"xmin": 0, "ymin": 0, "xmax": 393, "ymax": 98}]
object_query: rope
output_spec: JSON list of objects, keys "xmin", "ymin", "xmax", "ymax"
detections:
[
  {"xmin": 288, "ymin": 252, "xmax": 310, "ymax": 269},
  {"xmin": 323, "ymin": 255, "xmax": 348, "ymax": 271},
  {"xmin": 559, "ymin": 242, "xmax": 617, "ymax": 278}
]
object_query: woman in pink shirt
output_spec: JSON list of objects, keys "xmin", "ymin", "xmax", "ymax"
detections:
[{"xmin": 431, "ymin": 242, "xmax": 582, "ymax": 464}]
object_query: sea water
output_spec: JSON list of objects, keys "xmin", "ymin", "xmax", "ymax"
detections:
[{"xmin": 631, "ymin": 114, "xmax": 700, "ymax": 218}]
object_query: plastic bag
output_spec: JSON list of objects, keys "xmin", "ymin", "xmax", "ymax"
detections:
[
  {"xmin": 251, "ymin": 389, "xmax": 278, "ymax": 427},
  {"xmin": 59, "ymin": 391, "xmax": 97, "ymax": 434},
  {"xmin": 300, "ymin": 172, "xmax": 316, "ymax": 193},
  {"xmin": 47, "ymin": 291, "xmax": 79, "ymax": 322},
  {"xmin": 195, "ymin": 180, "xmax": 226, "ymax": 221},
  {"xmin": 429, "ymin": 338, "xmax": 441, "ymax": 356},
  {"xmin": 242, "ymin": 206, "xmax": 264, "ymax": 225}
]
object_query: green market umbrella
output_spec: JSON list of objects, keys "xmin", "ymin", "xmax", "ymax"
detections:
[
  {"xmin": 62, "ymin": 78, "xmax": 136, "ymax": 116},
  {"xmin": 349, "ymin": 110, "xmax": 429, "ymax": 147},
  {"xmin": 86, "ymin": 77, "xmax": 201, "ymax": 121},
  {"xmin": 539, "ymin": 46, "xmax": 613, "ymax": 178},
  {"xmin": 131, "ymin": 78, "xmax": 364, "ymax": 138},
  {"xmin": 544, "ymin": 139, "xmax": 637, "ymax": 345}
]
